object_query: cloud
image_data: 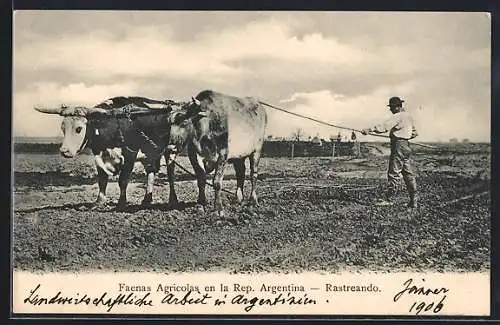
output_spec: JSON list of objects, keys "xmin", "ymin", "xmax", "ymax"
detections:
[
  {"xmin": 13, "ymin": 11, "xmax": 491, "ymax": 142},
  {"xmin": 200, "ymin": 19, "xmax": 368, "ymax": 65},
  {"xmin": 14, "ymin": 17, "xmax": 369, "ymax": 85},
  {"xmin": 14, "ymin": 27, "xmax": 241, "ymax": 84},
  {"xmin": 266, "ymin": 88, "xmax": 490, "ymax": 142}
]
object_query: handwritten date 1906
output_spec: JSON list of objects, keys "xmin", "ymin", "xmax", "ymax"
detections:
[
  {"xmin": 408, "ymin": 295, "xmax": 446, "ymax": 315},
  {"xmin": 393, "ymin": 278, "xmax": 449, "ymax": 315}
]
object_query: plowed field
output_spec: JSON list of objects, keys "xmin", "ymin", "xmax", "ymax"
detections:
[{"xmin": 13, "ymin": 143, "xmax": 490, "ymax": 273}]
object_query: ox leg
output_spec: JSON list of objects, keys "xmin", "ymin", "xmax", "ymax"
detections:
[
  {"xmin": 233, "ymin": 159, "xmax": 245, "ymax": 204},
  {"xmin": 188, "ymin": 148, "xmax": 208, "ymax": 207},
  {"xmin": 213, "ymin": 151, "xmax": 228, "ymax": 217},
  {"xmin": 117, "ymin": 151, "xmax": 137, "ymax": 208},
  {"xmin": 95, "ymin": 166, "xmax": 109, "ymax": 206},
  {"xmin": 142, "ymin": 172, "xmax": 154, "ymax": 205},
  {"xmin": 249, "ymin": 151, "xmax": 261, "ymax": 205},
  {"xmin": 142, "ymin": 157, "xmax": 161, "ymax": 206},
  {"xmin": 166, "ymin": 161, "xmax": 179, "ymax": 207}
]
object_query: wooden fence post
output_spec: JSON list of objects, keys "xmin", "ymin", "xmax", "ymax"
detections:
[
  {"xmin": 332, "ymin": 143, "xmax": 336, "ymax": 157},
  {"xmin": 291, "ymin": 142, "xmax": 295, "ymax": 159}
]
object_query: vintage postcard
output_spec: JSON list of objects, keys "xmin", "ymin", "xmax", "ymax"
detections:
[{"xmin": 12, "ymin": 11, "xmax": 491, "ymax": 317}]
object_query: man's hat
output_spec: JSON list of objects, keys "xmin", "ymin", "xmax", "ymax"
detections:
[{"xmin": 387, "ymin": 96, "xmax": 404, "ymax": 107}]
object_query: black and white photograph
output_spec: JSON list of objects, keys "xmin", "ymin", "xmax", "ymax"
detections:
[{"xmin": 12, "ymin": 10, "xmax": 491, "ymax": 316}]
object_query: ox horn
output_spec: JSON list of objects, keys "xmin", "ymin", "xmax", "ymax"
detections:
[
  {"xmin": 85, "ymin": 107, "xmax": 111, "ymax": 115},
  {"xmin": 191, "ymin": 97, "xmax": 201, "ymax": 106},
  {"xmin": 33, "ymin": 106, "xmax": 65, "ymax": 115}
]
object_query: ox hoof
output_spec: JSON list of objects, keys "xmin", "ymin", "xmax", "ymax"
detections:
[
  {"xmin": 91, "ymin": 203, "xmax": 109, "ymax": 211},
  {"xmin": 164, "ymin": 201, "xmax": 179, "ymax": 210},
  {"xmin": 167, "ymin": 197, "xmax": 179, "ymax": 207},
  {"xmin": 115, "ymin": 205, "xmax": 128, "ymax": 212},
  {"xmin": 141, "ymin": 194, "xmax": 153, "ymax": 206},
  {"xmin": 210, "ymin": 210, "xmax": 225, "ymax": 220},
  {"xmin": 216, "ymin": 215, "xmax": 239, "ymax": 226},
  {"xmin": 196, "ymin": 204, "xmax": 207, "ymax": 213},
  {"xmin": 94, "ymin": 199, "xmax": 108, "ymax": 205},
  {"xmin": 92, "ymin": 198, "xmax": 110, "ymax": 210},
  {"xmin": 116, "ymin": 199, "xmax": 128, "ymax": 210}
]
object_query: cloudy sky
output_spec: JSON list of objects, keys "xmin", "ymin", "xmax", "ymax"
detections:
[{"xmin": 13, "ymin": 11, "xmax": 490, "ymax": 142}]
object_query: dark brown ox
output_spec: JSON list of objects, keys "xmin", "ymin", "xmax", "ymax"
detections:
[
  {"xmin": 171, "ymin": 90, "xmax": 268, "ymax": 217},
  {"xmin": 34, "ymin": 97, "xmax": 191, "ymax": 208}
]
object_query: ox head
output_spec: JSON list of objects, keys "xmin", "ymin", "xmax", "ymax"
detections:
[
  {"xmin": 167, "ymin": 97, "xmax": 209, "ymax": 126},
  {"xmin": 34, "ymin": 105, "xmax": 109, "ymax": 158},
  {"xmin": 164, "ymin": 107, "xmax": 196, "ymax": 164},
  {"xmin": 189, "ymin": 97, "xmax": 210, "ymax": 118}
]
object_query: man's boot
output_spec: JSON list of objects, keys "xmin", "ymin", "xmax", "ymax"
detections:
[
  {"xmin": 375, "ymin": 188, "xmax": 394, "ymax": 206},
  {"xmin": 409, "ymin": 192, "xmax": 418, "ymax": 209}
]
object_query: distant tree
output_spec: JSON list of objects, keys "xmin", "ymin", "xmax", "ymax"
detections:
[
  {"xmin": 267, "ymin": 135, "xmax": 273, "ymax": 140},
  {"xmin": 292, "ymin": 128, "xmax": 304, "ymax": 142},
  {"xmin": 462, "ymin": 138, "xmax": 470, "ymax": 143},
  {"xmin": 449, "ymin": 138, "xmax": 458, "ymax": 143}
]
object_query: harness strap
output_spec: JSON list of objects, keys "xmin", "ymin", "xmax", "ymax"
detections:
[
  {"xmin": 78, "ymin": 134, "xmax": 89, "ymax": 153},
  {"xmin": 85, "ymin": 104, "xmax": 173, "ymax": 157},
  {"xmin": 115, "ymin": 110, "xmax": 165, "ymax": 158},
  {"xmin": 76, "ymin": 121, "xmax": 92, "ymax": 153}
]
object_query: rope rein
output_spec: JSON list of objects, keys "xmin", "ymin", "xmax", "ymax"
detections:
[
  {"xmin": 82, "ymin": 100, "xmax": 437, "ymax": 200},
  {"xmin": 258, "ymin": 101, "xmax": 435, "ymax": 148},
  {"xmin": 91, "ymin": 100, "xmax": 387, "ymax": 139},
  {"xmin": 259, "ymin": 101, "xmax": 389, "ymax": 139},
  {"xmin": 86, "ymin": 99, "xmax": 434, "ymax": 153}
]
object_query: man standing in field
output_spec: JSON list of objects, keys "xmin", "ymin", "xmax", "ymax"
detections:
[{"xmin": 361, "ymin": 96, "xmax": 418, "ymax": 209}]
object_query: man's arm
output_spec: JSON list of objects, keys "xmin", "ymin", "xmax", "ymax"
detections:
[
  {"xmin": 361, "ymin": 114, "xmax": 401, "ymax": 135},
  {"xmin": 410, "ymin": 124, "xmax": 418, "ymax": 139}
]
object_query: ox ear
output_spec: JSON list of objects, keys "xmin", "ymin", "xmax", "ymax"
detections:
[
  {"xmin": 191, "ymin": 97, "xmax": 201, "ymax": 106},
  {"xmin": 34, "ymin": 106, "xmax": 64, "ymax": 115}
]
